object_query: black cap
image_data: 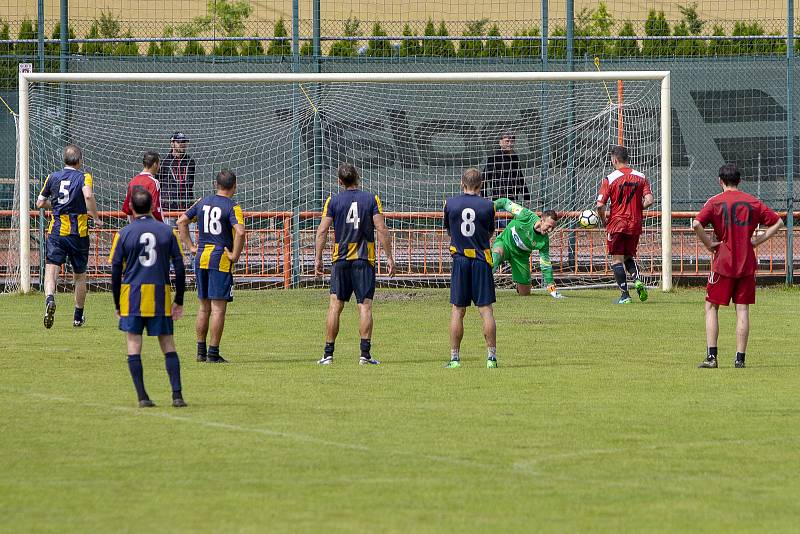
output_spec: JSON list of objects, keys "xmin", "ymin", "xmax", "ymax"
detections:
[{"xmin": 171, "ymin": 132, "xmax": 188, "ymax": 142}]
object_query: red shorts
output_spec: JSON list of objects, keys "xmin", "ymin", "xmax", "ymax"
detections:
[
  {"xmin": 706, "ymin": 272, "xmax": 756, "ymax": 306},
  {"xmin": 607, "ymin": 232, "xmax": 640, "ymax": 257}
]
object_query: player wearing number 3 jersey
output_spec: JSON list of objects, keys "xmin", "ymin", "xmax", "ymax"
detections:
[
  {"xmin": 443, "ymin": 168, "xmax": 497, "ymax": 368},
  {"xmin": 110, "ymin": 187, "xmax": 187, "ymax": 407},
  {"xmin": 178, "ymin": 169, "xmax": 246, "ymax": 363},
  {"xmin": 315, "ymin": 163, "xmax": 395, "ymax": 365}
]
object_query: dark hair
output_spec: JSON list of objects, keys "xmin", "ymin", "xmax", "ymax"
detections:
[
  {"xmin": 718, "ymin": 163, "xmax": 741, "ymax": 186},
  {"xmin": 338, "ymin": 162, "xmax": 360, "ymax": 187},
  {"xmin": 142, "ymin": 151, "xmax": 160, "ymax": 169},
  {"xmin": 462, "ymin": 167, "xmax": 482, "ymax": 190},
  {"xmin": 130, "ymin": 186, "xmax": 152, "ymax": 215},
  {"xmin": 63, "ymin": 144, "xmax": 82, "ymax": 166},
  {"xmin": 498, "ymin": 129, "xmax": 516, "ymax": 141},
  {"xmin": 610, "ymin": 145, "xmax": 629, "ymax": 164},
  {"xmin": 216, "ymin": 168, "xmax": 237, "ymax": 190},
  {"xmin": 542, "ymin": 209, "xmax": 558, "ymax": 221}
]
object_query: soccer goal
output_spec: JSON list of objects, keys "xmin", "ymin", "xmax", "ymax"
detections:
[{"xmin": 10, "ymin": 71, "xmax": 672, "ymax": 294}]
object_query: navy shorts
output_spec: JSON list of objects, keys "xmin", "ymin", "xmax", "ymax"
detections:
[
  {"xmin": 119, "ymin": 315, "xmax": 174, "ymax": 336},
  {"xmin": 196, "ymin": 268, "xmax": 234, "ymax": 301},
  {"xmin": 46, "ymin": 235, "xmax": 90, "ymax": 274},
  {"xmin": 330, "ymin": 260, "xmax": 375, "ymax": 303},
  {"xmin": 450, "ymin": 255, "xmax": 496, "ymax": 307}
]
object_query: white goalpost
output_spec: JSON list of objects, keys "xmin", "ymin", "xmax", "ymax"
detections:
[{"xmin": 13, "ymin": 70, "xmax": 672, "ymax": 294}]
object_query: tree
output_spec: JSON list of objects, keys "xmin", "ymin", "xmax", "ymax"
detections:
[
  {"xmin": 183, "ymin": 40, "xmax": 206, "ymax": 56},
  {"xmin": 398, "ymin": 24, "xmax": 421, "ymax": 57},
  {"xmin": 366, "ymin": 22, "xmax": 392, "ymax": 57},
  {"xmin": 436, "ymin": 21, "xmax": 456, "ymax": 57},
  {"xmin": 184, "ymin": 0, "xmax": 254, "ymax": 56},
  {"xmin": 548, "ymin": 26, "xmax": 566, "ymax": 59},
  {"xmin": 329, "ymin": 17, "xmax": 360, "ymax": 57},
  {"xmin": 267, "ymin": 18, "xmax": 291, "ymax": 56},
  {"xmin": 15, "ymin": 20, "xmax": 36, "ymax": 58},
  {"xmin": 241, "ymin": 38, "xmax": 264, "ymax": 56},
  {"xmin": 0, "ymin": 21, "xmax": 14, "ymax": 89},
  {"xmin": 421, "ymin": 19, "xmax": 437, "ymax": 56},
  {"xmin": 674, "ymin": 3, "xmax": 705, "ymax": 56},
  {"xmin": 114, "ymin": 31, "xmax": 140, "ymax": 56},
  {"xmin": 576, "ymin": 3, "xmax": 613, "ymax": 58},
  {"xmin": 457, "ymin": 19, "xmax": 487, "ymax": 58},
  {"xmin": 300, "ymin": 41, "xmax": 313, "ymax": 56},
  {"xmin": 510, "ymin": 27, "xmax": 539, "ymax": 58},
  {"xmin": 678, "ymin": 3, "xmax": 704, "ymax": 35},
  {"xmin": 612, "ymin": 21, "xmax": 640, "ymax": 57},
  {"xmin": 82, "ymin": 22, "xmax": 104, "ymax": 55},
  {"xmin": 47, "ymin": 23, "xmax": 79, "ymax": 56},
  {"xmin": 147, "ymin": 26, "xmax": 177, "ymax": 56},
  {"xmin": 642, "ymin": 10, "xmax": 672, "ymax": 57},
  {"xmin": 484, "ymin": 24, "xmax": 507, "ymax": 57},
  {"xmin": 706, "ymin": 24, "xmax": 730, "ymax": 56}
]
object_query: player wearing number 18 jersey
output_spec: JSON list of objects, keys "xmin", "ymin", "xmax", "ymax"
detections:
[
  {"xmin": 596, "ymin": 146, "xmax": 654, "ymax": 304},
  {"xmin": 314, "ymin": 163, "xmax": 395, "ymax": 365},
  {"xmin": 443, "ymin": 168, "xmax": 498, "ymax": 368},
  {"xmin": 692, "ymin": 163, "xmax": 783, "ymax": 369},
  {"xmin": 110, "ymin": 187, "xmax": 186, "ymax": 407},
  {"xmin": 177, "ymin": 169, "xmax": 246, "ymax": 363}
]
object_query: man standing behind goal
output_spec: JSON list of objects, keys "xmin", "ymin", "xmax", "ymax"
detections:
[
  {"xmin": 693, "ymin": 163, "xmax": 784, "ymax": 369},
  {"xmin": 314, "ymin": 163, "xmax": 395, "ymax": 365},
  {"xmin": 443, "ymin": 168, "xmax": 498, "ymax": 368},
  {"xmin": 596, "ymin": 146, "xmax": 653, "ymax": 304}
]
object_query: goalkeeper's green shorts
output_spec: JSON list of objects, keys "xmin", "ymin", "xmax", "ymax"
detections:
[{"xmin": 493, "ymin": 233, "xmax": 532, "ymax": 285}]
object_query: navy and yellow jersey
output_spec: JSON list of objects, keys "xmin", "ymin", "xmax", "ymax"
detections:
[
  {"xmin": 183, "ymin": 194, "xmax": 245, "ymax": 273},
  {"xmin": 38, "ymin": 167, "xmax": 93, "ymax": 237},
  {"xmin": 109, "ymin": 216, "xmax": 185, "ymax": 317},
  {"xmin": 323, "ymin": 189, "xmax": 383, "ymax": 265},
  {"xmin": 444, "ymin": 193, "xmax": 495, "ymax": 265}
]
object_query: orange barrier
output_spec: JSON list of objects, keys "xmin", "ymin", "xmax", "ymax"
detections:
[{"xmin": 1, "ymin": 210, "xmax": 798, "ymax": 285}]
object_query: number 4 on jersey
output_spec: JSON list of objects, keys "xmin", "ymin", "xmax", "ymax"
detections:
[{"xmin": 346, "ymin": 201, "xmax": 360, "ymax": 230}]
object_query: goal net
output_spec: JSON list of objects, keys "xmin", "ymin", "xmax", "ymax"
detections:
[{"xmin": 9, "ymin": 72, "xmax": 671, "ymax": 294}]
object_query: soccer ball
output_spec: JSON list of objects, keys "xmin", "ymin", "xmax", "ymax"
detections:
[{"xmin": 578, "ymin": 209, "xmax": 599, "ymax": 229}]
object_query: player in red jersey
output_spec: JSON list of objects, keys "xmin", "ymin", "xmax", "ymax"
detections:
[
  {"xmin": 596, "ymin": 146, "xmax": 654, "ymax": 304},
  {"xmin": 692, "ymin": 163, "xmax": 784, "ymax": 369},
  {"xmin": 122, "ymin": 151, "xmax": 164, "ymax": 222}
]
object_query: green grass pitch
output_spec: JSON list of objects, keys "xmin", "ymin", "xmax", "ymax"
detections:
[{"xmin": 1, "ymin": 287, "xmax": 799, "ymax": 532}]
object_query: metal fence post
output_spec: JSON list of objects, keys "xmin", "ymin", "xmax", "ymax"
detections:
[
  {"xmin": 290, "ymin": 0, "xmax": 301, "ymax": 287},
  {"xmin": 787, "ymin": 0, "xmax": 795, "ymax": 285},
  {"xmin": 539, "ymin": 0, "xmax": 549, "ymax": 210},
  {"xmin": 313, "ymin": 0, "xmax": 323, "ymax": 213},
  {"xmin": 37, "ymin": 0, "xmax": 45, "ymax": 291},
  {"xmin": 566, "ymin": 0, "xmax": 577, "ymax": 267}
]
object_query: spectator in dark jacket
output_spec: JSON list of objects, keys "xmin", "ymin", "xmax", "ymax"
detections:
[
  {"xmin": 481, "ymin": 130, "xmax": 530, "ymax": 203},
  {"xmin": 160, "ymin": 132, "xmax": 196, "ymax": 226}
]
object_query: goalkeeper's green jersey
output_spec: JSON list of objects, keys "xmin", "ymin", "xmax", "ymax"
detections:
[{"xmin": 493, "ymin": 198, "xmax": 554, "ymax": 285}]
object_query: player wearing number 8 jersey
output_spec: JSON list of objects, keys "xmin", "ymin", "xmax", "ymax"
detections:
[
  {"xmin": 596, "ymin": 146, "xmax": 654, "ymax": 304},
  {"xmin": 692, "ymin": 163, "xmax": 783, "ymax": 369},
  {"xmin": 314, "ymin": 163, "xmax": 395, "ymax": 365},
  {"xmin": 110, "ymin": 187, "xmax": 187, "ymax": 407},
  {"xmin": 443, "ymin": 168, "xmax": 497, "ymax": 368},
  {"xmin": 177, "ymin": 169, "xmax": 246, "ymax": 363}
]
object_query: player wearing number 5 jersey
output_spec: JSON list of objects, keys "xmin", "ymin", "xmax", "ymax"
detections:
[
  {"xmin": 110, "ymin": 187, "xmax": 187, "ymax": 408},
  {"xmin": 36, "ymin": 144, "xmax": 102, "ymax": 329},
  {"xmin": 177, "ymin": 169, "xmax": 246, "ymax": 364},
  {"xmin": 596, "ymin": 146, "xmax": 653, "ymax": 304},
  {"xmin": 443, "ymin": 168, "xmax": 497, "ymax": 368},
  {"xmin": 693, "ymin": 163, "xmax": 783, "ymax": 369},
  {"xmin": 315, "ymin": 163, "xmax": 395, "ymax": 365}
]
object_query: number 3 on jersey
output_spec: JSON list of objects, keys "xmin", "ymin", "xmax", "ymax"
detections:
[
  {"xmin": 346, "ymin": 201, "xmax": 360, "ymax": 230},
  {"xmin": 461, "ymin": 208, "xmax": 476, "ymax": 237},
  {"xmin": 139, "ymin": 232, "xmax": 157, "ymax": 267}
]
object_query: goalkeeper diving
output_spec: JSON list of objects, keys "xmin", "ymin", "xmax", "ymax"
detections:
[{"xmin": 491, "ymin": 198, "xmax": 564, "ymax": 298}]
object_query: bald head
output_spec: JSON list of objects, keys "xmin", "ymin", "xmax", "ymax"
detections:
[{"xmin": 63, "ymin": 144, "xmax": 82, "ymax": 167}]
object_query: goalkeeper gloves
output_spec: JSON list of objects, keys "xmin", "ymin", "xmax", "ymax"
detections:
[{"xmin": 547, "ymin": 284, "xmax": 565, "ymax": 299}]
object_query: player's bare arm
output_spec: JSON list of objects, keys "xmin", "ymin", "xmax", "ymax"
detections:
[
  {"xmin": 175, "ymin": 214, "xmax": 196, "ymax": 254},
  {"xmin": 82, "ymin": 184, "xmax": 103, "ymax": 228},
  {"xmin": 225, "ymin": 223, "xmax": 246, "ymax": 263},
  {"xmin": 373, "ymin": 213, "xmax": 396, "ymax": 276},
  {"xmin": 751, "ymin": 218, "xmax": 785, "ymax": 247},
  {"xmin": 642, "ymin": 192, "xmax": 654, "ymax": 210},
  {"xmin": 691, "ymin": 218, "xmax": 721, "ymax": 252},
  {"xmin": 314, "ymin": 216, "xmax": 333, "ymax": 276}
]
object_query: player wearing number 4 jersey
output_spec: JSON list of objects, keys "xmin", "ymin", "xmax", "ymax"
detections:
[
  {"xmin": 178, "ymin": 169, "xmax": 246, "ymax": 364},
  {"xmin": 443, "ymin": 168, "xmax": 498, "ymax": 368},
  {"xmin": 36, "ymin": 144, "xmax": 103, "ymax": 329},
  {"xmin": 596, "ymin": 146, "xmax": 653, "ymax": 304},
  {"xmin": 314, "ymin": 163, "xmax": 395, "ymax": 365},
  {"xmin": 692, "ymin": 163, "xmax": 783, "ymax": 369},
  {"xmin": 110, "ymin": 187, "xmax": 187, "ymax": 408}
]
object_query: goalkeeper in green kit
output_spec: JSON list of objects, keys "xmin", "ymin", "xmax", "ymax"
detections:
[{"xmin": 491, "ymin": 198, "xmax": 564, "ymax": 298}]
